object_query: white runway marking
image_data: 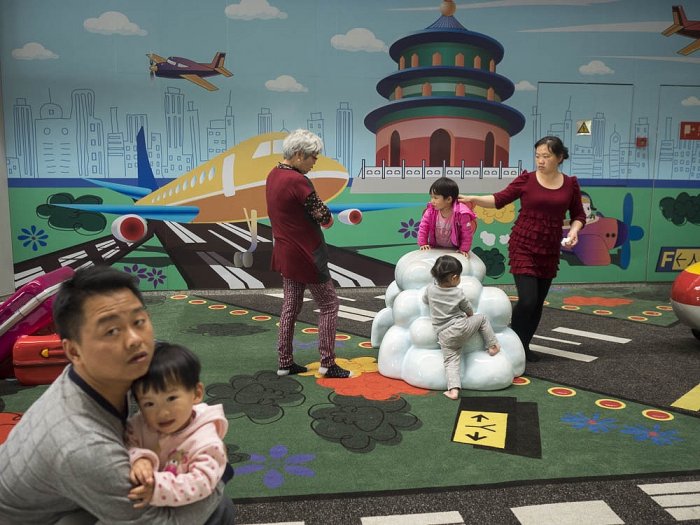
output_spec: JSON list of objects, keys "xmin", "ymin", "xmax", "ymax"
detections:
[
  {"xmin": 362, "ymin": 511, "xmax": 465, "ymax": 524},
  {"xmin": 511, "ymin": 500, "xmax": 623, "ymax": 525},
  {"xmin": 551, "ymin": 327, "xmax": 631, "ymax": 344},
  {"xmin": 209, "ymin": 229, "xmax": 247, "ymax": 251},
  {"xmin": 198, "ymin": 252, "xmax": 263, "ymax": 289},
  {"xmin": 328, "ymin": 262, "xmax": 375, "ymax": 286},
  {"xmin": 639, "ymin": 481, "xmax": 700, "ymax": 521},
  {"xmin": 266, "ymin": 292, "xmax": 310, "ymax": 302},
  {"xmin": 166, "ymin": 221, "xmax": 206, "ymax": 243},
  {"xmin": 530, "ymin": 344, "xmax": 598, "ymax": 362},
  {"xmin": 533, "ymin": 335, "xmax": 581, "ymax": 345},
  {"xmin": 315, "ymin": 304, "xmax": 376, "ymax": 322}
]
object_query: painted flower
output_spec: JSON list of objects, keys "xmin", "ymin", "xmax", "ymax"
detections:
[
  {"xmin": 206, "ymin": 371, "xmax": 305, "ymax": 424},
  {"xmin": 146, "ymin": 268, "xmax": 166, "ymax": 289},
  {"xmin": 620, "ymin": 424, "xmax": 683, "ymax": 446},
  {"xmin": 309, "ymin": 393, "xmax": 421, "ymax": 452},
  {"xmin": 299, "ymin": 356, "xmax": 377, "ymax": 379},
  {"xmin": 123, "ymin": 264, "xmax": 148, "ymax": 282},
  {"xmin": 561, "ymin": 412, "xmax": 617, "ymax": 433},
  {"xmin": 318, "ymin": 371, "xmax": 429, "ymax": 401},
  {"xmin": 17, "ymin": 225, "xmax": 48, "ymax": 252},
  {"xmin": 234, "ymin": 444, "xmax": 315, "ymax": 489},
  {"xmin": 398, "ymin": 218, "xmax": 419, "ymax": 239}
]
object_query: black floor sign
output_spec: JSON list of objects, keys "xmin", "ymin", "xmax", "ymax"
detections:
[{"xmin": 453, "ymin": 397, "xmax": 542, "ymax": 459}]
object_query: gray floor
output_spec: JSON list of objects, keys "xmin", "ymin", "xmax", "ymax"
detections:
[{"xmin": 195, "ymin": 284, "xmax": 700, "ymax": 525}]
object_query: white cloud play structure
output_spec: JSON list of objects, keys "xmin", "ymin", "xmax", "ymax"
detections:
[{"xmin": 371, "ymin": 250, "xmax": 525, "ymax": 391}]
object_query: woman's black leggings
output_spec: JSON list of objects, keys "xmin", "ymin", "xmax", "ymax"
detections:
[{"xmin": 511, "ymin": 274, "xmax": 553, "ymax": 352}]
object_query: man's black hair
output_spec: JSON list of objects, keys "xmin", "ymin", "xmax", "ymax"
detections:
[{"xmin": 52, "ymin": 265, "xmax": 145, "ymax": 341}]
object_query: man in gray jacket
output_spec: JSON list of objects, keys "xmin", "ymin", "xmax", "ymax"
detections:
[{"xmin": 0, "ymin": 265, "xmax": 234, "ymax": 524}]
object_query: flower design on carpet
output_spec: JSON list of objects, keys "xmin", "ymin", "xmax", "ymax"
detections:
[
  {"xmin": 234, "ymin": 444, "xmax": 315, "ymax": 489},
  {"xmin": 308, "ymin": 393, "xmax": 422, "ymax": 453},
  {"xmin": 299, "ymin": 356, "xmax": 377, "ymax": 379},
  {"xmin": 620, "ymin": 424, "xmax": 683, "ymax": 446},
  {"xmin": 317, "ymin": 371, "xmax": 429, "ymax": 401},
  {"xmin": 560, "ymin": 412, "xmax": 617, "ymax": 433},
  {"xmin": 225, "ymin": 443, "xmax": 251, "ymax": 464},
  {"xmin": 206, "ymin": 371, "xmax": 305, "ymax": 424}
]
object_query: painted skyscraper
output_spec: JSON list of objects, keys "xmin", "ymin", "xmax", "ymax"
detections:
[{"xmin": 364, "ymin": 0, "xmax": 524, "ymax": 168}]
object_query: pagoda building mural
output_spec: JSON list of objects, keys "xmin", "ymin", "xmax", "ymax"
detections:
[{"xmin": 365, "ymin": 0, "xmax": 525, "ymax": 168}]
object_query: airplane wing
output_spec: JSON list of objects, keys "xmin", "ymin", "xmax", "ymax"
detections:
[
  {"xmin": 180, "ymin": 74, "xmax": 218, "ymax": 91},
  {"xmin": 326, "ymin": 202, "xmax": 422, "ymax": 213},
  {"xmin": 679, "ymin": 38, "xmax": 700, "ymax": 55},
  {"xmin": 662, "ymin": 24, "xmax": 682, "ymax": 36},
  {"xmin": 54, "ymin": 203, "xmax": 200, "ymax": 222}
]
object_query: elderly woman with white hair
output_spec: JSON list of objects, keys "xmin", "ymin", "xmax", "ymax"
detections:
[{"xmin": 264, "ymin": 128, "xmax": 351, "ymax": 379}]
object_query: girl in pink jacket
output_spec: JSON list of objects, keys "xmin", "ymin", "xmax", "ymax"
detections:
[
  {"xmin": 418, "ymin": 177, "xmax": 477, "ymax": 257},
  {"xmin": 126, "ymin": 342, "xmax": 229, "ymax": 508}
]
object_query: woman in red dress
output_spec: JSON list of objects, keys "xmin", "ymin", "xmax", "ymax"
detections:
[
  {"xmin": 265, "ymin": 129, "xmax": 351, "ymax": 378},
  {"xmin": 459, "ymin": 136, "xmax": 586, "ymax": 362}
]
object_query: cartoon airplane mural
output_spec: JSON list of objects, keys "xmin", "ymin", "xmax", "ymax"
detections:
[
  {"xmin": 147, "ymin": 52, "xmax": 233, "ymax": 91},
  {"xmin": 662, "ymin": 5, "xmax": 700, "ymax": 55},
  {"xmin": 561, "ymin": 193, "xmax": 644, "ymax": 269},
  {"xmin": 60, "ymin": 128, "xmax": 412, "ymax": 268}
]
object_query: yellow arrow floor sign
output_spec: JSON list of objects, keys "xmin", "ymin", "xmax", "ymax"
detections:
[{"xmin": 452, "ymin": 410, "xmax": 508, "ymax": 448}]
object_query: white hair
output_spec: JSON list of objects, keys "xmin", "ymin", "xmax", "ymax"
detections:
[{"xmin": 282, "ymin": 129, "xmax": 323, "ymax": 160}]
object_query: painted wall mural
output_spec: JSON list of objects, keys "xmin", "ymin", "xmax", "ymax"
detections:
[{"xmin": 1, "ymin": 0, "xmax": 699, "ymax": 291}]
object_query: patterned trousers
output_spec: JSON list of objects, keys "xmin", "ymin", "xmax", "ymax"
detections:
[{"xmin": 278, "ymin": 277, "xmax": 339, "ymax": 368}]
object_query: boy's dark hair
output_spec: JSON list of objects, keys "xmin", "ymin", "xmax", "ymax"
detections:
[
  {"xmin": 52, "ymin": 265, "xmax": 145, "ymax": 341},
  {"xmin": 428, "ymin": 177, "xmax": 459, "ymax": 202},
  {"xmin": 132, "ymin": 341, "xmax": 201, "ymax": 397},
  {"xmin": 430, "ymin": 255, "xmax": 463, "ymax": 285},
  {"xmin": 534, "ymin": 135, "xmax": 569, "ymax": 161}
]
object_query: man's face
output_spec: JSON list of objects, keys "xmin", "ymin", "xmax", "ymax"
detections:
[{"xmin": 63, "ymin": 289, "xmax": 155, "ymax": 395}]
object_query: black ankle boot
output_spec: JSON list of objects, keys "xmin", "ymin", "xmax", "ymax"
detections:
[{"xmin": 525, "ymin": 350, "xmax": 540, "ymax": 362}]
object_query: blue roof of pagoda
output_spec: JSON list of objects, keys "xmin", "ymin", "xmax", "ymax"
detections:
[{"xmin": 389, "ymin": 14, "xmax": 504, "ymax": 63}]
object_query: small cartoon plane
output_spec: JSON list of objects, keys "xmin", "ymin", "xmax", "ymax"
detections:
[
  {"xmin": 561, "ymin": 193, "xmax": 644, "ymax": 269},
  {"xmin": 60, "ymin": 129, "xmax": 415, "ymax": 268},
  {"xmin": 147, "ymin": 52, "xmax": 233, "ymax": 91},
  {"xmin": 662, "ymin": 5, "xmax": 700, "ymax": 56}
]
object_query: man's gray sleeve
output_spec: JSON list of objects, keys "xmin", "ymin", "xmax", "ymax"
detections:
[{"xmin": 63, "ymin": 438, "xmax": 223, "ymax": 525}]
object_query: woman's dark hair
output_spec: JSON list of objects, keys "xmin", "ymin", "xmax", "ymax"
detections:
[
  {"xmin": 52, "ymin": 265, "xmax": 145, "ymax": 341},
  {"xmin": 428, "ymin": 177, "xmax": 459, "ymax": 202},
  {"xmin": 430, "ymin": 255, "xmax": 462, "ymax": 285},
  {"xmin": 132, "ymin": 341, "xmax": 201, "ymax": 397},
  {"xmin": 534, "ymin": 136, "xmax": 569, "ymax": 162}
]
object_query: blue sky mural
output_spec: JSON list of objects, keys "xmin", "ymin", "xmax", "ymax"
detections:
[{"xmin": 2, "ymin": 0, "xmax": 699, "ymax": 182}]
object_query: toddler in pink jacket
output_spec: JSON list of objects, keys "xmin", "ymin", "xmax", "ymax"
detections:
[
  {"xmin": 418, "ymin": 177, "xmax": 477, "ymax": 257},
  {"xmin": 126, "ymin": 342, "xmax": 228, "ymax": 508}
]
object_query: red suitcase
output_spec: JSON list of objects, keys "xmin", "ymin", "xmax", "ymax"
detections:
[
  {"xmin": 0, "ymin": 266, "xmax": 74, "ymax": 377},
  {"xmin": 12, "ymin": 333, "xmax": 69, "ymax": 386}
]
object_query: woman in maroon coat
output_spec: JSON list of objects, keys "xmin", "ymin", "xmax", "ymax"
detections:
[
  {"xmin": 459, "ymin": 136, "xmax": 586, "ymax": 363},
  {"xmin": 265, "ymin": 129, "xmax": 351, "ymax": 378}
]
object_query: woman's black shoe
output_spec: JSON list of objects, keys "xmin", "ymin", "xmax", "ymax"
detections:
[{"xmin": 525, "ymin": 350, "xmax": 541, "ymax": 362}]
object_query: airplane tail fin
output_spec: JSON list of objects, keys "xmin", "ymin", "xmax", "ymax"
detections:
[
  {"xmin": 136, "ymin": 128, "xmax": 159, "ymax": 192},
  {"xmin": 662, "ymin": 6, "xmax": 685, "ymax": 36},
  {"xmin": 211, "ymin": 52, "xmax": 233, "ymax": 77},
  {"xmin": 676, "ymin": 5, "xmax": 688, "ymax": 25}
]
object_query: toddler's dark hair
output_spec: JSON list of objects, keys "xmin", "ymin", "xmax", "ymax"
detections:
[
  {"xmin": 428, "ymin": 177, "xmax": 459, "ymax": 202},
  {"xmin": 430, "ymin": 255, "xmax": 462, "ymax": 285},
  {"xmin": 132, "ymin": 341, "xmax": 201, "ymax": 397}
]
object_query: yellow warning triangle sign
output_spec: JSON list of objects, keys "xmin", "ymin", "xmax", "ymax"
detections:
[{"xmin": 577, "ymin": 121, "xmax": 591, "ymax": 134}]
